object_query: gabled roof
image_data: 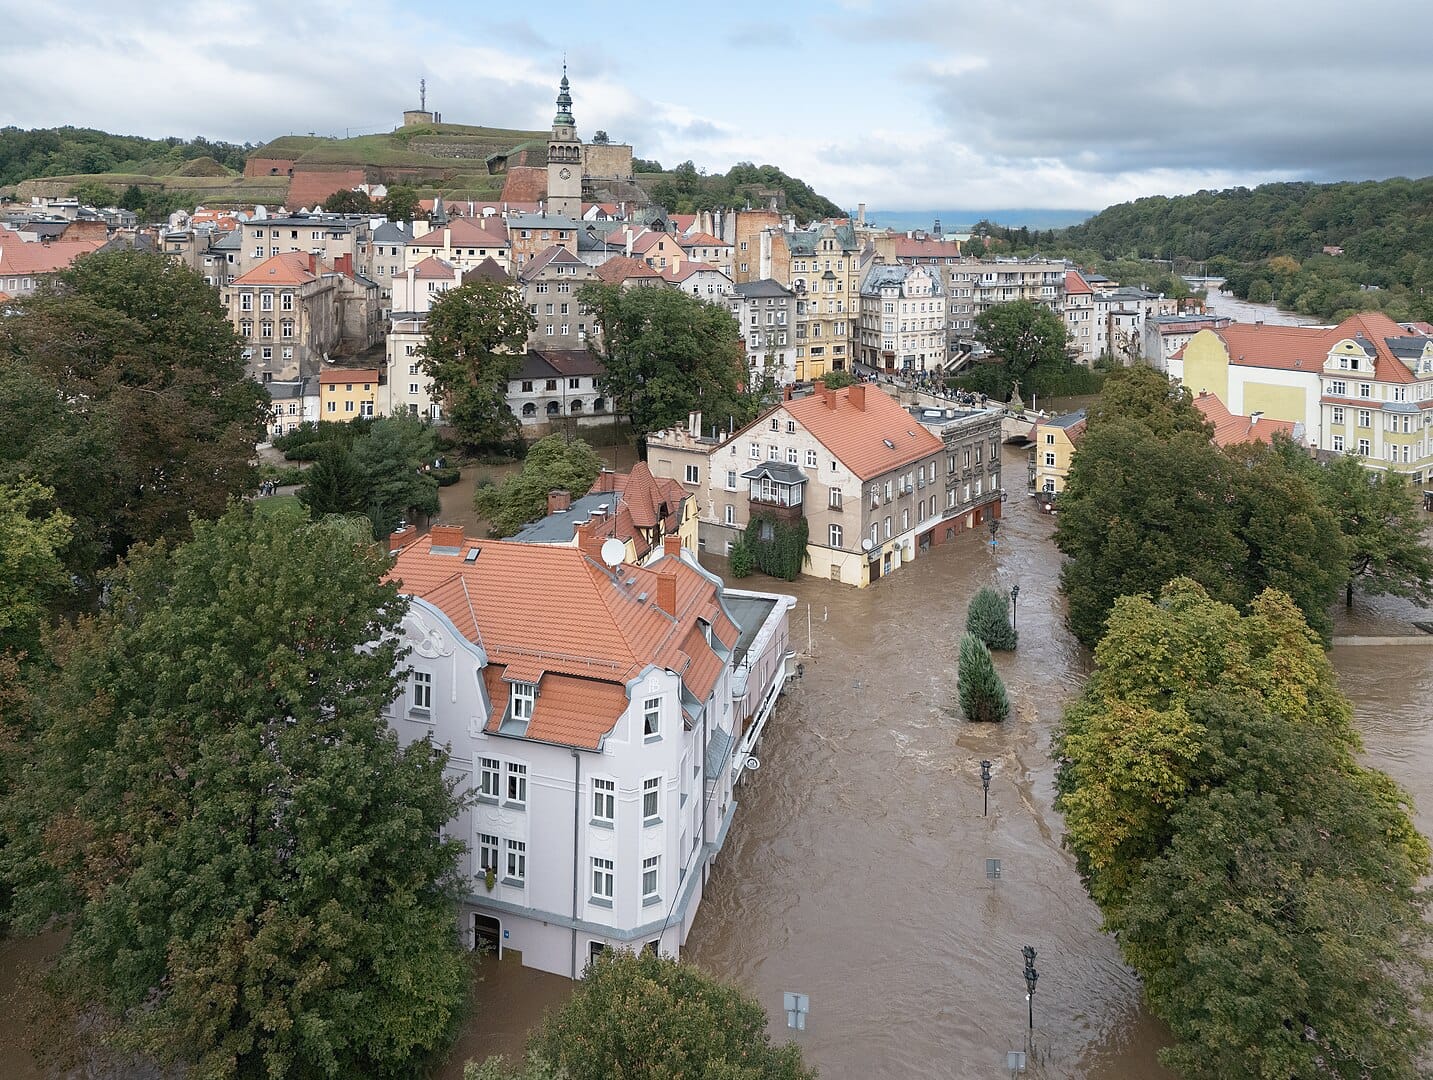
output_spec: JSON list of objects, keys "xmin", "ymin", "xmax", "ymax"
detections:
[
  {"xmin": 371, "ymin": 221, "xmax": 411, "ymax": 244},
  {"xmin": 520, "ymin": 243, "xmax": 588, "ymax": 278},
  {"xmin": 892, "ymin": 236, "xmax": 961, "ymax": 260},
  {"xmin": 318, "ymin": 367, "xmax": 379, "ymax": 384},
  {"xmin": 0, "ymin": 237, "xmax": 105, "ymax": 276},
  {"xmin": 1200, "ymin": 312, "xmax": 1420, "ymax": 384},
  {"xmin": 591, "ymin": 461, "xmax": 687, "ymax": 532},
  {"xmin": 232, "ymin": 251, "xmax": 320, "ymax": 287},
  {"xmin": 410, "ymin": 255, "xmax": 456, "ymax": 279},
  {"xmin": 678, "ymin": 231, "xmax": 730, "ymax": 249},
  {"xmin": 516, "ymin": 348, "xmax": 605, "ymax": 379},
  {"xmin": 595, "ymin": 255, "xmax": 663, "ymax": 283},
  {"xmin": 783, "ymin": 383, "xmax": 944, "ymax": 481},
  {"xmin": 1192, "ymin": 390, "xmax": 1299, "ymax": 448},
  {"xmin": 387, "ymin": 535, "xmax": 736, "ymax": 750},
  {"xmin": 1064, "ymin": 270, "xmax": 1092, "ymax": 295},
  {"xmin": 463, "ymin": 257, "xmax": 512, "ymax": 284},
  {"xmin": 412, "ymin": 217, "xmax": 509, "ymax": 248},
  {"xmin": 661, "ymin": 261, "xmax": 727, "ymax": 284}
]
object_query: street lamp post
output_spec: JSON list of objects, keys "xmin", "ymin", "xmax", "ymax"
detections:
[
  {"xmin": 987, "ymin": 518, "xmax": 1000, "ymax": 547},
  {"xmin": 980, "ymin": 759, "xmax": 993, "ymax": 817},
  {"xmin": 1009, "ymin": 583, "xmax": 1020, "ymax": 630},
  {"xmin": 1022, "ymin": 946, "xmax": 1038, "ymax": 1031}
]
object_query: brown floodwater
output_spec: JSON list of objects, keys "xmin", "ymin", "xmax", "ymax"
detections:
[{"xmin": 4, "ymin": 445, "xmax": 1430, "ymax": 1080}]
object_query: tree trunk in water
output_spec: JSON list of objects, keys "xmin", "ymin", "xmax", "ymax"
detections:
[{"xmin": 1346, "ymin": 580, "xmax": 1354, "ymax": 608}]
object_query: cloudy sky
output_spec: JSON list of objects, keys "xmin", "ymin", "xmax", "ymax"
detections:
[{"xmin": 4, "ymin": 0, "xmax": 1432, "ymax": 212}]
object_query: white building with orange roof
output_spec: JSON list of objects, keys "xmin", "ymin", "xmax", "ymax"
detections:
[
  {"xmin": 0, "ymin": 235, "xmax": 106, "ymax": 298},
  {"xmin": 1062, "ymin": 270, "xmax": 1097, "ymax": 364},
  {"xmin": 383, "ymin": 527, "xmax": 795, "ymax": 977},
  {"xmin": 406, "ymin": 216, "xmax": 511, "ymax": 274},
  {"xmin": 660, "ymin": 261, "xmax": 732, "ymax": 301},
  {"xmin": 648, "ymin": 380, "xmax": 981, "ymax": 586},
  {"xmin": 676, "ymin": 232, "xmax": 733, "ymax": 278}
]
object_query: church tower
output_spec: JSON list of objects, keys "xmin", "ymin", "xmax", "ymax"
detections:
[{"xmin": 546, "ymin": 66, "xmax": 583, "ymax": 218}]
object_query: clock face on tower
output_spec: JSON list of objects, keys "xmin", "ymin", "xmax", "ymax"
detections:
[{"xmin": 558, "ymin": 167, "xmax": 572, "ymax": 180}]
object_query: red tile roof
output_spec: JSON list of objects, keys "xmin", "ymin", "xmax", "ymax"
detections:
[
  {"xmin": 893, "ymin": 237, "xmax": 962, "ymax": 260},
  {"xmin": 590, "ymin": 461, "xmax": 687, "ymax": 535},
  {"xmin": 595, "ymin": 255, "xmax": 663, "ymax": 283},
  {"xmin": 410, "ymin": 255, "xmax": 455, "ymax": 279},
  {"xmin": 412, "ymin": 217, "xmax": 508, "ymax": 248},
  {"xmin": 661, "ymin": 261, "xmax": 724, "ymax": 284},
  {"xmin": 1064, "ymin": 270, "xmax": 1092, "ymax": 295},
  {"xmin": 387, "ymin": 536, "xmax": 735, "ymax": 750},
  {"xmin": 783, "ymin": 383, "xmax": 944, "ymax": 481},
  {"xmin": 232, "ymin": 251, "xmax": 321, "ymax": 287},
  {"xmin": 1192, "ymin": 390, "xmax": 1298, "ymax": 447},
  {"xmin": 0, "ymin": 237, "xmax": 105, "ymax": 276},
  {"xmin": 318, "ymin": 367, "xmax": 378, "ymax": 384},
  {"xmin": 678, "ymin": 231, "xmax": 729, "ymax": 249}
]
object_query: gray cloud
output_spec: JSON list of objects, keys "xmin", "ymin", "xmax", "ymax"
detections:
[{"xmin": 869, "ymin": 0, "xmax": 1433, "ymax": 183}]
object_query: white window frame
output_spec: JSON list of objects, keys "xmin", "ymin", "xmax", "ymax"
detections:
[
  {"xmin": 412, "ymin": 670, "xmax": 432, "ymax": 711},
  {"xmin": 592, "ymin": 777, "xmax": 616, "ymax": 825},
  {"xmin": 505, "ymin": 839, "xmax": 527, "ymax": 884},
  {"xmin": 512, "ymin": 681, "xmax": 535, "ymax": 721},
  {"xmin": 642, "ymin": 855, "xmax": 660, "ymax": 905},
  {"xmin": 685, "ymin": 464, "xmax": 700, "ymax": 484},
  {"xmin": 643, "ymin": 776, "xmax": 661, "ymax": 826},
  {"xmin": 478, "ymin": 833, "xmax": 499, "ymax": 872},
  {"xmin": 643, "ymin": 696, "xmax": 661, "ymax": 740},
  {"xmin": 479, "ymin": 757, "xmax": 500, "ymax": 801},
  {"xmin": 591, "ymin": 857, "xmax": 614, "ymax": 903},
  {"xmin": 505, "ymin": 762, "xmax": 528, "ymax": 808}
]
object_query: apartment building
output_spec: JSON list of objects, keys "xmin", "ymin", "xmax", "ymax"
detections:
[
  {"xmin": 507, "ymin": 212, "xmax": 581, "ymax": 271},
  {"xmin": 1029, "ymin": 409, "xmax": 1087, "ymax": 503},
  {"xmin": 383, "ymin": 528, "xmax": 795, "ymax": 977},
  {"xmin": 779, "ymin": 221, "xmax": 862, "ymax": 380},
  {"xmin": 407, "ymin": 217, "xmax": 511, "ymax": 274},
  {"xmin": 318, "ymin": 367, "xmax": 380, "ymax": 420},
  {"xmin": 858, "ymin": 263, "xmax": 947, "ymax": 373},
  {"xmin": 648, "ymin": 382, "xmax": 958, "ymax": 586},
  {"xmin": 1062, "ymin": 270, "xmax": 1097, "ymax": 364},
  {"xmin": 520, "ymin": 244, "xmax": 598, "ymax": 350},
  {"xmin": 971, "ymin": 260, "xmax": 1066, "ymax": 316},
  {"xmin": 729, "ymin": 279, "xmax": 796, "ymax": 385},
  {"xmin": 233, "ymin": 212, "xmax": 373, "ymax": 280}
]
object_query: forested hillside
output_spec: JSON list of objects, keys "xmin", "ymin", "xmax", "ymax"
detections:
[
  {"xmin": 0, "ymin": 127, "xmax": 251, "ymax": 187},
  {"xmin": 646, "ymin": 160, "xmax": 843, "ymax": 220},
  {"xmin": 1061, "ymin": 177, "xmax": 1433, "ymax": 323}
]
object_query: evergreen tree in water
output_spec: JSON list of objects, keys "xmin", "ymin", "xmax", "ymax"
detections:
[
  {"xmin": 958, "ymin": 633, "xmax": 1010, "ymax": 723},
  {"xmin": 965, "ymin": 586, "xmax": 1017, "ymax": 650}
]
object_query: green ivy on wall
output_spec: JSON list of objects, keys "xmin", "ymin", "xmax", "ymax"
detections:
[{"xmin": 729, "ymin": 513, "xmax": 809, "ymax": 581}]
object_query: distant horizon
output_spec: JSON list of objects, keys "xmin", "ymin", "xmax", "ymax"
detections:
[{"xmin": 860, "ymin": 208, "xmax": 1097, "ymax": 231}]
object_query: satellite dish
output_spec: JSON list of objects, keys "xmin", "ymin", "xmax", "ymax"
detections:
[
  {"xmin": 599, "ymin": 538, "xmax": 626, "ymax": 568},
  {"xmin": 860, "ymin": 538, "xmax": 874, "ymax": 552}
]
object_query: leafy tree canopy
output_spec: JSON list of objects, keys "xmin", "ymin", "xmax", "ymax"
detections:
[
  {"xmin": 322, "ymin": 187, "xmax": 374, "ymax": 214},
  {"xmin": 468, "ymin": 949, "xmax": 816, "ymax": 1080},
  {"xmin": 474, "ymin": 435, "xmax": 603, "ymax": 537},
  {"xmin": 973, "ymin": 299, "xmax": 1072, "ymax": 383},
  {"xmin": 379, "ymin": 184, "xmax": 421, "ymax": 223},
  {"xmin": 0, "ymin": 505, "xmax": 469, "ymax": 1078},
  {"xmin": 1054, "ymin": 579, "xmax": 1430, "ymax": 1078},
  {"xmin": 0, "ymin": 481, "xmax": 71, "ymax": 660},
  {"xmin": 0, "ymin": 126, "xmax": 250, "ymax": 187},
  {"xmin": 0, "ymin": 249, "xmax": 267, "ymax": 580},
  {"xmin": 420, "ymin": 279, "xmax": 534, "ymax": 450},
  {"xmin": 647, "ymin": 160, "xmax": 841, "ymax": 220},
  {"xmin": 817, "ymin": 368, "xmax": 854, "ymax": 389},
  {"xmin": 581, "ymin": 282, "xmax": 756, "ymax": 440}
]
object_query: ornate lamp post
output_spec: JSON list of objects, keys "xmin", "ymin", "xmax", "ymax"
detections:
[
  {"xmin": 1009, "ymin": 583, "xmax": 1020, "ymax": 630},
  {"xmin": 1022, "ymin": 946, "xmax": 1038, "ymax": 1031},
  {"xmin": 980, "ymin": 759, "xmax": 993, "ymax": 817}
]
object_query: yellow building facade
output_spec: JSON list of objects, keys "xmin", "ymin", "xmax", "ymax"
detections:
[
  {"xmin": 318, "ymin": 368, "xmax": 380, "ymax": 420},
  {"xmin": 1030, "ymin": 410, "xmax": 1086, "ymax": 499}
]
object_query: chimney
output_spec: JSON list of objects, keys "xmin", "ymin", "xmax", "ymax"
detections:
[
  {"xmin": 663, "ymin": 533, "xmax": 683, "ymax": 560},
  {"xmin": 307, "ymin": 252, "xmax": 318, "ymax": 274},
  {"xmin": 655, "ymin": 567, "xmax": 678, "ymax": 616},
  {"xmin": 443, "ymin": 227, "xmax": 451, "ymax": 249},
  {"xmin": 849, "ymin": 382, "xmax": 867, "ymax": 411},
  {"xmin": 784, "ymin": 384, "xmax": 794, "ymax": 402},
  {"xmin": 574, "ymin": 519, "xmax": 604, "ymax": 560},
  {"xmin": 388, "ymin": 523, "xmax": 416, "ymax": 553},
  {"xmin": 1250, "ymin": 411, "xmax": 1263, "ymax": 425},
  {"xmin": 858, "ymin": 201, "xmax": 866, "ymax": 226},
  {"xmin": 335, "ymin": 253, "xmax": 353, "ymax": 277},
  {"xmin": 429, "ymin": 524, "xmax": 466, "ymax": 551},
  {"xmin": 547, "ymin": 489, "xmax": 571, "ymax": 514}
]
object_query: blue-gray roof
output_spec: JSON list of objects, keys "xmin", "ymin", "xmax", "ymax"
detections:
[
  {"xmin": 1045, "ymin": 409, "xmax": 1087, "ymax": 429},
  {"xmin": 742, "ymin": 462, "xmax": 806, "ymax": 485},
  {"xmin": 733, "ymin": 279, "xmax": 794, "ymax": 299},
  {"xmin": 371, "ymin": 221, "xmax": 411, "ymax": 243},
  {"xmin": 704, "ymin": 727, "xmax": 734, "ymax": 778},
  {"xmin": 509, "ymin": 491, "xmax": 613, "ymax": 544}
]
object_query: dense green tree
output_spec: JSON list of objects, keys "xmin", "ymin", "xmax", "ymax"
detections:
[
  {"xmin": 582, "ymin": 283, "xmax": 755, "ymax": 440},
  {"xmin": 1085, "ymin": 364, "xmax": 1210, "ymax": 437},
  {"xmin": 350, "ymin": 414, "xmax": 441, "ymax": 537},
  {"xmin": 965, "ymin": 586, "xmax": 1017, "ymax": 650},
  {"xmin": 1305, "ymin": 453, "xmax": 1433, "ymax": 608},
  {"xmin": 298, "ymin": 440, "xmax": 369, "ymax": 519},
  {"xmin": 0, "ymin": 126, "xmax": 249, "ymax": 187},
  {"xmin": 1, "ymin": 506, "xmax": 469, "ymax": 1078},
  {"xmin": 974, "ymin": 300, "xmax": 1072, "ymax": 382},
  {"xmin": 0, "ymin": 250, "xmax": 267, "ymax": 580},
  {"xmin": 322, "ymin": 187, "xmax": 373, "ymax": 213},
  {"xmin": 117, "ymin": 183, "xmax": 145, "ymax": 212},
  {"xmin": 379, "ymin": 185, "xmax": 421, "ymax": 223},
  {"xmin": 475, "ymin": 435, "xmax": 603, "ymax": 537},
  {"xmin": 68, "ymin": 180, "xmax": 117, "ymax": 207},
  {"xmin": 817, "ymin": 368, "xmax": 854, "ymax": 389},
  {"xmin": 0, "ymin": 481, "xmax": 70, "ymax": 663},
  {"xmin": 420, "ymin": 279, "xmax": 534, "ymax": 449},
  {"xmin": 957, "ymin": 633, "xmax": 1009, "ymax": 723},
  {"xmin": 1054, "ymin": 580, "xmax": 1430, "ymax": 1078},
  {"xmin": 469, "ymin": 949, "xmax": 815, "ymax": 1080}
]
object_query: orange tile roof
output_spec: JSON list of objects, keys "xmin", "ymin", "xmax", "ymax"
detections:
[
  {"xmin": 670, "ymin": 215, "xmax": 699, "ymax": 233},
  {"xmin": 678, "ymin": 231, "xmax": 729, "ymax": 249},
  {"xmin": 1064, "ymin": 270, "xmax": 1092, "ymax": 295},
  {"xmin": 661, "ymin": 261, "xmax": 724, "ymax": 283},
  {"xmin": 0, "ymin": 237, "xmax": 105, "ymax": 276},
  {"xmin": 782, "ymin": 383, "xmax": 944, "ymax": 481},
  {"xmin": 893, "ymin": 237, "xmax": 962, "ymax": 259},
  {"xmin": 387, "ymin": 537, "xmax": 735, "ymax": 750},
  {"xmin": 1192, "ymin": 391, "xmax": 1298, "ymax": 447},
  {"xmin": 232, "ymin": 251, "xmax": 320, "ymax": 287},
  {"xmin": 1205, "ymin": 312, "xmax": 1419, "ymax": 385}
]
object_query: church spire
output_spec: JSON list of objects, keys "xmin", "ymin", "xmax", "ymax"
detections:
[{"xmin": 553, "ymin": 64, "xmax": 574, "ymax": 128}]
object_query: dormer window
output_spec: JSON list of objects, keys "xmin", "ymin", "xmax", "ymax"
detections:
[{"xmin": 512, "ymin": 681, "xmax": 536, "ymax": 721}]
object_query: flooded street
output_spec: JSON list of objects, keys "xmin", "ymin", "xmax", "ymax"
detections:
[
  {"xmin": 4, "ymin": 445, "xmax": 1430, "ymax": 1080},
  {"xmin": 1199, "ymin": 282, "xmax": 1324, "ymax": 327}
]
